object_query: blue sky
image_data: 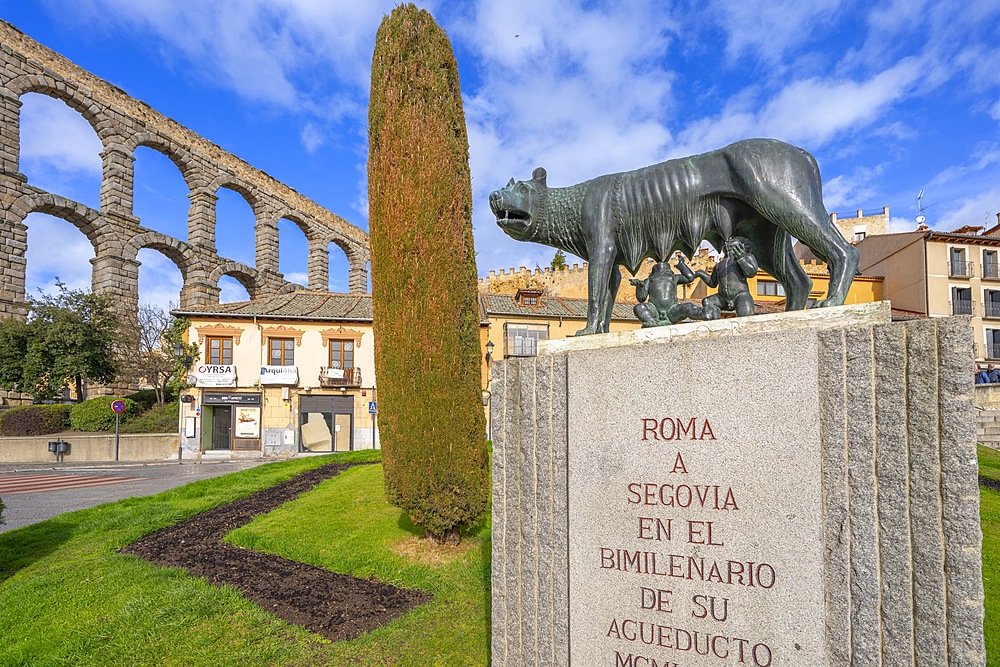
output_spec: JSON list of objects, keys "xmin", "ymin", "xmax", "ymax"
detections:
[{"xmin": 2, "ymin": 0, "xmax": 999, "ymax": 310}]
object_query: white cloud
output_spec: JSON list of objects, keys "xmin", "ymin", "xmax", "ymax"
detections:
[
  {"xmin": 928, "ymin": 146, "xmax": 1000, "ymax": 189},
  {"xmin": 300, "ymin": 122, "xmax": 325, "ymax": 153},
  {"xmin": 19, "ymin": 94, "xmax": 103, "ymax": 176},
  {"xmin": 458, "ymin": 0, "xmax": 679, "ymax": 272},
  {"xmin": 888, "ymin": 215, "xmax": 918, "ymax": 234},
  {"xmin": 63, "ymin": 0, "xmax": 404, "ymax": 106},
  {"xmin": 823, "ymin": 165, "xmax": 886, "ymax": 213},
  {"xmin": 218, "ymin": 275, "xmax": 251, "ymax": 303},
  {"xmin": 675, "ymin": 59, "xmax": 925, "ymax": 155},
  {"xmin": 24, "ymin": 214, "xmax": 96, "ymax": 295},
  {"xmin": 702, "ymin": 0, "xmax": 843, "ymax": 63},
  {"xmin": 933, "ymin": 186, "xmax": 1000, "ymax": 233},
  {"xmin": 136, "ymin": 248, "xmax": 184, "ymax": 312}
]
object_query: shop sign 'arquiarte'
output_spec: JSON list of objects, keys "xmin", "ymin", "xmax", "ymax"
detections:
[{"xmin": 259, "ymin": 365, "xmax": 299, "ymax": 385}]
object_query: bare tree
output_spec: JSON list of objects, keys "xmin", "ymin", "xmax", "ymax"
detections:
[{"xmin": 120, "ymin": 304, "xmax": 195, "ymax": 405}]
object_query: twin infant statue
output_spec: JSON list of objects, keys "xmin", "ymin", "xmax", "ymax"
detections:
[{"xmin": 630, "ymin": 237, "xmax": 757, "ymax": 327}]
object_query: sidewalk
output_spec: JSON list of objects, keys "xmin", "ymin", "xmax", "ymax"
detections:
[{"xmin": 0, "ymin": 459, "xmax": 270, "ymax": 533}]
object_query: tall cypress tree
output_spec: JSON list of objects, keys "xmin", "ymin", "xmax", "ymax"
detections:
[{"xmin": 368, "ymin": 4, "xmax": 488, "ymax": 544}]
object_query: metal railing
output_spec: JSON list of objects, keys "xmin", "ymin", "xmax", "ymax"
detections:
[
  {"xmin": 985, "ymin": 262, "xmax": 1000, "ymax": 279},
  {"xmin": 951, "ymin": 299, "xmax": 974, "ymax": 316},
  {"xmin": 950, "ymin": 260, "xmax": 974, "ymax": 277},
  {"xmin": 985, "ymin": 302, "xmax": 1000, "ymax": 319},
  {"xmin": 318, "ymin": 367, "xmax": 362, "ymax": 387}
]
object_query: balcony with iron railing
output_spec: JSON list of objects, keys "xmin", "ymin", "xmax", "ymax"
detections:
[
  {"xmin": 985, "ymin": 301, "xmax": 1000, "ymax": 319},
  {"xmin": 318, "ymin": 366, "xmax": 362, "ymax": 387},
  {"xmin": 985, "ymin": 262, "xmax": 1000, "ymax": 280},
  {"xmin": 951, "ymin": 299, "xmax": 974, "ymax": 316},
  {"xmin": 950, "ymin": 260, "xmax": 974, "ymax": 278}
]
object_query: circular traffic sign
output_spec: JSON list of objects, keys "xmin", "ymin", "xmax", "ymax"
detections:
[{"xmin": 111, "ymin": 400, "xmax": 126, "ymax": 413}]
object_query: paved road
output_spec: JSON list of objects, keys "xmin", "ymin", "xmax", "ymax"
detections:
[{"xmin": 0, "ymin": 460, "xmax": 270, "ymax": 533}]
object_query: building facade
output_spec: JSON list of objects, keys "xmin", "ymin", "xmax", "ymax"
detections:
[
  {"xmin": 173, "ymin": 293, "xmax": 378, "ymax": 458},
  {"xmin": 857, "ymin": 227, "xmax": 1000, "ymax": 360},
  {"xmin": 174, "ymin": 290, "xmax": 643, "ymax": 458}
]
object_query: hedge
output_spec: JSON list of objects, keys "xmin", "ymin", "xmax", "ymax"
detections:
[
  {"xmin": 0, "ymin": 404, "xmax": 72, "ymax": 436},
  {"xmin": 69, "ymin": 397, "xmax": 139, "ymax": 432}
]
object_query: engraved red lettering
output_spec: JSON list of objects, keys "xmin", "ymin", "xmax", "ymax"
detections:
[
  {"xmin": 627, "ymin": 483, "xmax": 642, "ymax": 504},
  {"xmin": 753, "ymin": 643, "xmax": 773, "ymax": 666}
]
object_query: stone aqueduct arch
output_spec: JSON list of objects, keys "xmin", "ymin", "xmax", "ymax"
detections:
[{"xmin": 0, "ymin": 21, "xmax": 370, "ymax": 321}]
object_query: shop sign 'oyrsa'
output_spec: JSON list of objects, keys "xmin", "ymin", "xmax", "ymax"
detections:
[{"xmin": 194, "ymin": 365, "xmax": 237, "ymax": 388}]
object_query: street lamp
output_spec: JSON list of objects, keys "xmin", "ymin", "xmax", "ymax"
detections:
[{"xmin": 485, "ymin": 339, "xmax": 495, "ymax": 364}]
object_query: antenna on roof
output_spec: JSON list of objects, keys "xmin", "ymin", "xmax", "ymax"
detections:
[{"xmin": 916, "ymin": 190, "xmax": 926, "ymax": 226}]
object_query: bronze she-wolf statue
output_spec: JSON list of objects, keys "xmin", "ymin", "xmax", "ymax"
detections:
[{"xmin": 489, "ymin": 138, "xmax": 860, "ymax": 335}]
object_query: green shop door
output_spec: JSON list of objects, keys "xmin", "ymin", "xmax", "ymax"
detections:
[{"xmin": 211, "ymin": 405, "xmax": 232, "ymax": 450}]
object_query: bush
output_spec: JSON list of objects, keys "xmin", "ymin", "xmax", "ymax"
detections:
[
  {"xmin": 126, "ymin": 388, "xmax": 177, "ymax": 411},
  {"xmin": 0, "ymin": 496, "xmax": 5, "ymax": 526},
  {"xmin": 69, "ymin": 397, "xmax": 139, "ymax": 432},
  {"xmin": 0, "ymin": 404, "xmax": 72, "ymax": 436},
  {"xmin": 120, "ymin": 401, "xmax": 179, "ymax": 434}
]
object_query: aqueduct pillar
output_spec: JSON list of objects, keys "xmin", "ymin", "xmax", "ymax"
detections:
[{"xmin": 99, "ymin": 145, "xmax": 135, "ymax": 219}]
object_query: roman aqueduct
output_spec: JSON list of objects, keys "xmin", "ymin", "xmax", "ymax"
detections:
[{"xmin": 0, "ymin": 21, "xmax": 370, "ymax": 322}]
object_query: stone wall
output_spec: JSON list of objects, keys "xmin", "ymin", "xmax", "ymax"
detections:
[
  {"xmin": 0, "ymin": 432, "xmax": 179, "ymax": 462},
  {"xmin": 0, "ymin": 20, "xmax": 370, "ymax": 322},
  {"xmin": 831, "ymin": 206, "xmax": 890, "ymax": 242},
  {"xmin": 479, "ymin": 251, "xmax": 837, "ymax": 301},
  {"xmin": 479, "ymin": 248, "xmax": 721, "ymax": 300}
]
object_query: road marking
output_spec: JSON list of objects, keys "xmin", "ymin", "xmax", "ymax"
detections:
[{"xmin": 0, "ymin": 473, "xmax": 152, "ymax": 495}]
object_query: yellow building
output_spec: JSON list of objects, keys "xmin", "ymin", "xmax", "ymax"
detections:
[
  {"xmin": 687, "ymin": 260, "xmax": 884, "ymax": 309},
  {"xmin": 173, "ymin": 293, "xmax": 378, "ymax": 458},
  {"xmin": 858, "ymin": 227, "xmax": 1000, "ymax": 360}
]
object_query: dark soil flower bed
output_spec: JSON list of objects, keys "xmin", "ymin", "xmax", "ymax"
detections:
[
  {"xmin": 980, "ymin": 475, "xmax": 1000, "ymax": 493},
  {"xmin": 120, "ymin": 462, "xmax": 430, "ymax": 641}
]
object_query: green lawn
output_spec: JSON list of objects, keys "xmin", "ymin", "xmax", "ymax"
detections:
[
  {"xmin": 0, "ymin": 448, "xmax": 996, "ymax": 665},
  {"xmin": 980, "ymin": 445, "xmax": 1000, "ymax": 666},
  {"xmin": 0, "ymin": 450, "xmax": 488, "ymax": 666}
]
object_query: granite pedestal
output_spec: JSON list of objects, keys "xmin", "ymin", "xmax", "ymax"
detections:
[{"xmin": 491, "ymin": 302, "xmax": 985, "ymax": 667}]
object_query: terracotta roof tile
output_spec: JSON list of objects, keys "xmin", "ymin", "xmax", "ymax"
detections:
[
  {"xmin": 480, "ymin": 293, "xmax": 639, "ymax": 320},
  {"xmin": 172, "ymin": 291, "xmax": 374, "ymax": 321}
]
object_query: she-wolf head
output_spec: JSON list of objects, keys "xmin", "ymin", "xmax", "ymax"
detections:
[{"xmin": 489, "ymin": 167, "xmax": 547, "ymax": 241}]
